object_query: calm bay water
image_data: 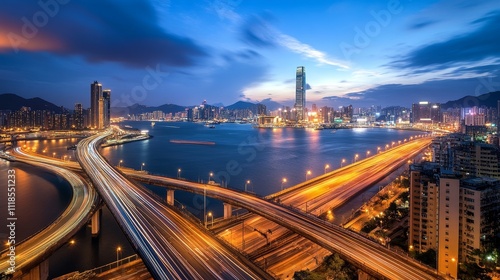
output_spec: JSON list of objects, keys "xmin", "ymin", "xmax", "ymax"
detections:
[{"xmin": 2, "ymin": 122, "xmax": 424, "ymax": 277}]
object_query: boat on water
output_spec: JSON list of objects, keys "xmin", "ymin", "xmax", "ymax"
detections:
[{"xmin": 151, "ymin": 122, "xmax": 156, "ymax": 127}]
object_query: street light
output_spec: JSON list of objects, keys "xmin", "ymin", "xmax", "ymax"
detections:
[
  {"xmin": 206, "ymin": 211, "xmax": 213, "ymax": 227},
  {"xmin": 281, "ymin": 178, "xmax": 287, "ymax": 191},
  {"xmin": 377, "ymin": 147, "xmax": 381, "ymax": 153},
  {"xmin": 341, "ymin": 158, "xmax": 346, "ymax": 168},
  {"xmin": 209, "ymin": 172, "xmax": 213, "ymax": 183},
  {"xmin": 177, "ymin": 168, "xmax": 181, "ymax": 178},
  {"xmin": 306, "ymin": 170, "xmax": 311, "ymax": 181},
  {"xmin": 366, "ymin": 150, "xmax": 370, "ymax": 158},
  {"xmin": 119, "ymin": 160, "xmax": 123, "ymax": 167},
  {"xmin": 324, "ymin": 164, "xmax": 330, "ymax": 174},
  {"xmin": 141, "ymin": 162, "xmax": 145, "ymax": 171},
  {"xmin": 385, "ymin": 144, "xmax": 389, "ymax": 150},
  {"xmin": 245, "ymin": 180, "xmax": 250, "ymax": 192},
  {"xmin": 354, "ymin": 154, "xmax": 359, "ymax": 163},
  {"xmin": 52, "ymin": 152, "xmax": 56, "ymax": 158},
  {"xmin": 116, "ymin": 246, "xmax": 122, "ymax": 264}
]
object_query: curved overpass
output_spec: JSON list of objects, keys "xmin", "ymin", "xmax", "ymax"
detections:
[
  {"xmin": 0, "ymin": 152, "xmax": 98, "ymax": 277},
  {"xmin": 77, "ymin": 131, "xmax": 270, "ymax": 280}
]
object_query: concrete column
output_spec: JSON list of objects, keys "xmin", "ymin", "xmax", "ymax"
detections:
[
  {"xmin": 19, "ymin": 259, "xmax": 49, "ymax": 280},
  {"xmin": 223, "ymin": 203, "xmax": 232, "ymax": 219},
  {"xmin": 91, "ymin": 208, "xmax": 101, "ymax": 237},
  {"xmin": 166, "ymin": 190, "xmax": 175, "ymax": 206}
]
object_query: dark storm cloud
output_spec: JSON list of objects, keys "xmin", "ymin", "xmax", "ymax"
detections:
[
  {"xmin": 393, "ymin": 11, "xmax": 500, "ymax": 70},
  {"xmin": 0, "ymin": 0, "xmax": 207, "ymax": 68}
]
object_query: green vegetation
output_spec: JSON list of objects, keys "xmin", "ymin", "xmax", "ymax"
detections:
[{"xmin": 293, "ymin": 253, "xmax": 357, "ymax": 280}]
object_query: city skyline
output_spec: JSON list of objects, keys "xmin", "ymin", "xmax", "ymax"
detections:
[{"xmin": 0, "ymin": 0, "xmax": 499, "ymax": 109}]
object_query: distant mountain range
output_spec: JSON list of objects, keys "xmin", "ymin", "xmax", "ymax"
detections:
[
  {"xmin": 0, "ymin": 93, "xmax": 63, "ymax": 113},
  {"xmin": 4, "ymin": 91, "xmax": 500, "ymax": 116},
  {"xmin": 441, "ymin": 91, "xmax": 500, "ymax": 110}
]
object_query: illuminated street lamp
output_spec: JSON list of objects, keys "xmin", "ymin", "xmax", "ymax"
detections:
[
  {"xmin": 116, "ymin": 246, "xmax": 122, "ymax": 264},
  {"xmin": 392, "ymin": 141, "xmax": 395, "ymax": 147},
  {"xmin": 306, "ymin": 170, "xmax": 312, "ymax": 181},
  {"xmin": 52, "ymin": 152, "xmax": 56, "ymax": 158},
  {"xmin": 366, "ymin": 150, "xmax": 371, "ymax": 158},
  {"xmin": 324, "ymin": 164, "xmax": 330, "ymax": 174},
  {"xmin": 205, "ymin": 211, "xmax": 213, "ymax": 227},
  {"xmin": 119, "ymin": 160, "xmax": 123, "ymax": 167},
  {"xmin": 244, "ymin": 180, "xmax": 251, "ymax": 192},
  {"xmin": 177, "ymin": 168, "xmax": 181, "ymax": 178},
  {"xmin": 63, "ymin": 155, "xmax": 67, "ymax": 161},
  {"xmin": 385, "ymin": 144, "xmax": 389, "ymax": 150},
  {"xmin": 141, "ymin": 162, "xmax": 145, "ymax": 171},
  {"xmin": 354, "ymin": 154, "xmax": 359, "ymax": 163},
  {"xmin": 341, "ymin": 158, "xmax": 346, "ymax": 168},
  {"xmin": 377, "ymin": 147, "xmax": 381, "ymax": 153},
  {"xmin": 209, "ymin": 172, "xmax": 213, "ymax": 182},
  {"xmin": 281, "ymin": 178, "xmax": 287, "ymax": 191}
]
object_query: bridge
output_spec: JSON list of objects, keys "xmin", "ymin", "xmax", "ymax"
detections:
[
  {"xmin": 0, "ymin": 152, "xmax": 99, "ymax": 279},
  {"xmin": 76, "ymin": 131, "xmax": 270, "ymax": 279}
]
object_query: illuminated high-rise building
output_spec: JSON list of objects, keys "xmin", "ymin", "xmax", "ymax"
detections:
[
  {"xmin": 90, "ymin": 81, "xmax": 102, "ymax": 128},
  {"xmin": 295, "ymin": 66, "xmax": 306, "ymax": 121},
  {"xmin": 411, "ymin": 101, "xmax": 441, "ymax": 123},
  {"xmin": 102, "ymin": 89, "xmax": 111, "ymax": 128},
  {"xmin": 90, "ymin": 81, "xmax": 111, "ymax": 129}
]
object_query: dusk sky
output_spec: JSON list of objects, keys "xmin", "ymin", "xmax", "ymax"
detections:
[{"xmin": 1, "ymin": 0, "xmax": 499, "ymax": 109}]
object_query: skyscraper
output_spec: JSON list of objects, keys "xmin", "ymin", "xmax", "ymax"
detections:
[
  {"xmin": 90, "ymin": 81, "xmax": 102, "ymax": 128},
  {"xmin": 74, "ymin": 103, "xmax": 84, "ymax": 129},
  {"xmin": 90, "ymin": 81, "xmax": 111, "ymax": 129},
  {"xmin": 295, "ymin": 66, "xmax": 306, "ymax": 121},
  {"xmin": 102, "ymin": 89, "xmax": 111, "ymax": 128}
]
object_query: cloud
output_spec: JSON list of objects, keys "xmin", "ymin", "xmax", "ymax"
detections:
[
  {"xmin": 277, "ymin": 34, "xmax": 349, "ymax": 69},
  {"xmin": 322, "ymin": 76, "xmax": 500, "ymax": 107},
  {"xmin": 240, "ymin": 14, "xmax": 349, "ymax": 69},
  {"xmin": 240, "ymin": 14, "xmax": 277, "ymax": 47},
  {"xmin": 0, "ymin": 0, "xmax": 207, "ymax": 68},
  {"xmin": 408, "ymin": 19, "xmax": 438, "ymax": 30},
  {"xmin": 393, "ymin": 11, "xmax": 500, "ymax": 70}
]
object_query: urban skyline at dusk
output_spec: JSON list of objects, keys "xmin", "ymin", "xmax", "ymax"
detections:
[{"xmin": 1, "ymin": 0, "xmax": 499, "ymax": 109}]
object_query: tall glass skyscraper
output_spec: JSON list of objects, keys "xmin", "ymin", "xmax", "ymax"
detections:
[
  {"xmin": 90, "ymin": 81, "xmax": 102, "ymax": 128},
  {"xmin": 90, "ymin": 81, "xmax": 111, "ymax": 129},
  {"xmin": 295, "ymin": 66, "xmax": 306, "ymax": 121}
]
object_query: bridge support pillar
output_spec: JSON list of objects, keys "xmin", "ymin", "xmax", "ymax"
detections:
[
  {"xmin": 223, "ymin": 203, "xmax": 232, "ymax": 219},
  {"xmin": 166, "ymin": 190, "xmax": 175, "ymax": 206},
  {"xmin": 19, "ymin": 259, "xmax": 49, "ymax": 280},
  {"xmin": 91, "ymin": 208, "xmax": 101, "ymax": 237}
]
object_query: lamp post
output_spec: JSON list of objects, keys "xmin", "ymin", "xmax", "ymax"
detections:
[
  {"xmin": 354, "ymin": 154, "xmax": 359, "ymax": 163},
  {"xmin": 141, "ymin": 162, "xmax": 145, "ymax": 171},
  {"xmin": 208, "ymin": 172, "xmax": 213, "ymax": 183},
  {"xmin": 119, "ymin": 160, "xmax": 123, "ymax": 167},
  {"xmin": 366, "ymin": 150, "xmax": 370, "ymax": 158},
  {"xmin": 377, "ymin": 147, "xmax": 381, "ymax": 153},
  {"xmin": 281, "ymin": 178, "xmax": 287, "ymax": 191},
  {"xmin": 206, "ymin": 211, "xmax": 213, "ymax": 227},
  {"xmin": 306, "ymin": 170, "xmax": 311, "ymax": 181},
  {"xmin": 244, "ymin": 180, "xmax": 250, "ymax": 192},
  {"xmin": 53, "ymin": 152, "xmax": 56, "ymax": 158},
  {"xmin": 324, "ymin": 164, "xmax": 330, "ymax": 174},
  {"xmin": 341, "ymin": 158, "xmax": 346, "ymax": 168},
  {"xmin": 116, "ymin": 246, "xmax": 121, "ymax": 264},
  {"xmin": 177, "ymin": 168, "xmax": 181, "ymax": 179}
]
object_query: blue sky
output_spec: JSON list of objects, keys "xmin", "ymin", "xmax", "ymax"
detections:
[{"xmin": 1, "ymin": 0, "xmax": 499, "ymax": 109}]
